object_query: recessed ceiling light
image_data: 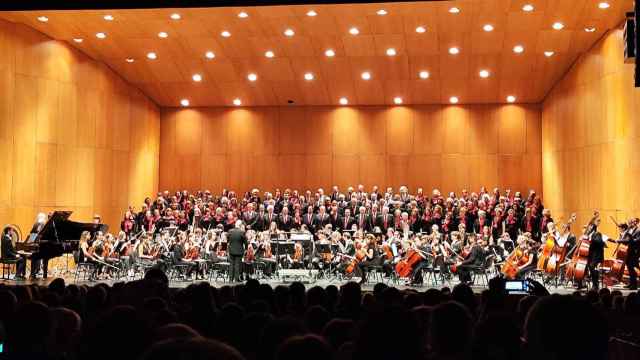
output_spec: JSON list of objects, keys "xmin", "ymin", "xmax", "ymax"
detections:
[
  {"xmin": 158, "ymin": 32, "xmax": 168, "ymax": 38},
  {"xmin": 349, "ymin": 27, "xmax": 359, "ymax": 35},
  {"xmin": 37, "ymin": 16, "xmax": 48, "ymax": 23},
  {"xmin": 192, "ymin": 73, "xmax": 202, "ymax": 82},
  {"xmin": 265, "ymin": 50, "xmax": 275, "ymax": 58},
  {"xmin": 170, "ymin": 13, "xmax": 181, "ymax": 20},
  {"xmin": 419, "ymin": 71, "xmax": 430, "ymax": 79},
  {"xmin": 205, "ymin": 51, "xmax": 215, "ymax": 59},
  {"xmin": 233, "ymin": 98, "xmax": 242, "ymax": 106},
  {"xmin": 221, "ymin": 30, "xmax": 231, "ymax": 37},
  {"xmin": 449, "ymin": 47, "xmax": 460, "ymax": 55},
  {"xmin": 585, "ymin": 26, "xmax": 596, "ymax": 32},
  {"xmin": 393, "ymin": 97, "xmax": 403, "ymax": 105},
  {"xmin": 449, "ymin": 7, "xmax": 461, "ymax": 14},
  {"xmin": 304, "ymin": 72, "xmax": 314, "ymax": 81},
  {"xmin": 544, "ymin": 51, "xmax": 555, "ymax": 57},
  {"xmin": 73, "ymin": 38, "xmax": 83, "ymax": 43},
  {"xmin": 96, "ymin": 32, "xmax": 106, "ymax": 39},
  {"xmin": 506, "ymin": 95, "xmax": 517, "ymax": 103},
  {"xmin": 377, "ymin": 9, "xmax": 388, "ymax": 16},
  {"xmin": 339, "ymin": 97, "xmax": 349, "ymax": 105},
  {"xmin": 513, "ymin": 45, "xmax": 524, "ymax": 53},
  {"xmin": 284, "ymin": 28, "xmax": 295, "ymax": 37},
  {"xmin": 552, "ymin": 22, "xmax": 564, "ymax": 30},
  {"xmin": 479, "ymin": 69, "xmax": 490, "ymax": 78},
  {"xmin": 103, "ymin": 15, "xmax": 114, "ymax": 21},
  {"xmin": 386, "ymin": 48, "xmax": 397, "ymax": 56},
  {"xmin": 126, "ymin": 58, "xmax": 135, "ymax": 63},
  {"xmin": 247, "ymin": 73, "xmax": 258, "ymax": 82},
  {"xmin": 598, "ymin": 2, "xmax": 610, "ymax": 9},
  {"xmin": 450, "ymin": 96, "xmax": 459, "ymax": 104},
  {"xmin": 325, "ymin": 49, "xmax": 335, "ymax": 57},
  {"xmin": 147, "ymin": 52, "xmax": 157, "ymax": 60},
  {"xmin": 180, "ymin": 99, "xmax": 190, "ymax": 107},
  {"xmin": 522, "ymin": 4, "xmax": 534, "ymax": 12},
  {"xmin": 307, "ymin": 10, "xmax": 317, "ymax": 17},
  {"xmin": 483, "ymin": 24, "xmax": 494, "ymax": 32},
  {"xmin": 361, "ymin": 71, "xmax": 371, "ymax": 80},
  {"xmin": 415, "ymin": 26, "xmax": 426, "ymax": 33},
  {"xmin": 238, "ymin": 11, "xmax": 249, "ymax": 18}
]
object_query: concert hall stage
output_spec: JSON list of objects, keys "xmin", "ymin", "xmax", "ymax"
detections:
[{"xmin": 1, "ymin": 275, "xmax": 634, "ymax": 296}]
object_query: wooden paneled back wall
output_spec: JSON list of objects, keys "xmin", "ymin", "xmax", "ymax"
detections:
[
  {"xmin": 542, "ymin": 26, "xmax": 639, "ymax": 237},
  {"xmin": 0, "ymin": 19, "xmax": 161, "ymax": 233},
  {"xmin": 160, "ymin": 104, "xmax": 541, "ymax": 196}
]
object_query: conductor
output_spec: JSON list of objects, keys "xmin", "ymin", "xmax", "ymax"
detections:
[{"xmin": 227, "ymin": 220, "xmax": 247, "ymax": 282}]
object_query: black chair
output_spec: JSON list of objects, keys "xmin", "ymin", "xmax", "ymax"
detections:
[{"xmin": 471, "ymin": 255, "xmax": 496, "ymax": 286}]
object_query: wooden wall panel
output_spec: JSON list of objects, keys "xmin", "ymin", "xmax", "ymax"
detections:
[
  {"xmin": 0, "ymin": 20, "xmax": 160, "ymax": 233},
  {"xmin": 162, "ymin": 103, "xmax": 541, "ymax": 196},
  {"xmin": 542, "ymin": 27, "xmax": 635, "ymax": 241}
]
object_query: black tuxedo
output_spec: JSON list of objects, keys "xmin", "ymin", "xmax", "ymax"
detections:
[
  {"xmin": 227, "ymin": 228, "xmax": 247, "ymax": 282},
  {"xmin": 278, "ymin": 214, "xmax": 294, "ymax": 232},
  {"xmin": 339, "ymin": 215, "xmax": 355, "ymax": 232},
  {"xmin": 315, "ymin": 214, "xmax": 331, "ymax": 229},
  {"xmin": 377, "ymin": 214, "xmax": 393, "ymax": 232},
  {"xmin": 1, "ymin": 234, "xmax": 25, "ymax": 277},
  {"xmin": 254, "ymin": 213, "xmax": 267, "ymax": 231},
  {"xmin": 243, "ymin": 211, "xmax": 258, "ymax": 229},
  {"xmin": 356, "ymin": 214, "xmax": 370, "ymax": 232},
  {"xmin": 265, "ymin": 213, "xmax": 278, "ymax": 229},
  {"xmin": 303, "ymin": 213, "xmax": 316, "ymax": 233}
]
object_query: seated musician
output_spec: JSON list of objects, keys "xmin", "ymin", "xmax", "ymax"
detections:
[
  {"xmin": 514, "ymin": 235, "xmax": 537, "ymax": 279},
  {"xmin": 171, "ymin": 233, "xmax": 196, "ymax": 278},
  {"xmin": 456, "ymin": 236, "xmax": 487, "ymax": 285},
  {"xmin": 1, "ymin": 226, "xmax": 26, "ymax": 280},
  {"xmin": 408, "ymin": 235, "xmax": 432, "ymax": 286},
  {"xmin": 358, "ymin": 234, "xmax": 383, "ymax": 284},
  {"xmin": 431, "ymin": 232, "xmax": 452, "ymax": 278},
  {"xmin": 77, "ymin": 231, "xmax": 100, "ymax": 281}
]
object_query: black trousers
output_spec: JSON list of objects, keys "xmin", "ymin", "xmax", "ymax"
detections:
[
  {"xmin": 626, "ymin": 249, "xmax": 639, "ymax": 287},
  {"xmin": 30, "ymin": 255, "xmax": 50, "ymax": 278},
  {"xmin": 457, "ymin": 264, "xmax": 475, "ymax": 283},
  {"xmin": 229, "ymin": 254, "xmax": 243, "ymax": 282},
  {"xmin": 515, "ymin": 264, "xmax": 536, "ymax": 279},
  {"xmin": 411, "ymin": 260, "xmax": 430, "ymax": 284}
]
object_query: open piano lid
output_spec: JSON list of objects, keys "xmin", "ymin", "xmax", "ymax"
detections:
[{"xmin": 32, "ymin": 210, "xmax": 109, "ymax": 243}]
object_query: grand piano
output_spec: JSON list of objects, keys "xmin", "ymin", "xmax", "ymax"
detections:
[{"xmin": 16, "ymin": 211, "xmax": 109, "ymax": 259}]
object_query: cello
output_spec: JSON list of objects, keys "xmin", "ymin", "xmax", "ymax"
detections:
[
  {"xmin": 565, "ymin": 211, "xmax": 598, "ymax": 283},
  {"xmin": 544, "ymin": 213, "xmax": 576, "ymax": 275}
]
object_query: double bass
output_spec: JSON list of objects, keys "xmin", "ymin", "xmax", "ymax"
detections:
[
  {"xmin": 544, "ymin": 213, "xmax": 576, "ymax": 275},
  {"xmin": 565, "ymin": 211, "xmax": 598, "ymax": 283},
  {"xmin": 604, "ymin": 217, "xmax": 629, "ymax": 286}
]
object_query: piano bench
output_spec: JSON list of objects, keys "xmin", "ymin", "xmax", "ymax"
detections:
[{"xmin": 0, "ymin": 259, "xmax": 18, "ymax": 280}]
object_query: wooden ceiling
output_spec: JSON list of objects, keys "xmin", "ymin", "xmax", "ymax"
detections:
[{"xmin": 0, "ymin": 0, "xmax": 631, "ymax": 107}]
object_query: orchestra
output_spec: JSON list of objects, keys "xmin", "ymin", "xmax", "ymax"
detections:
[{"xmin": 6, "ymin": 185, "xmax": 638, "ymax": 291}]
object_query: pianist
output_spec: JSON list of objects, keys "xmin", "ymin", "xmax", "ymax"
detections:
[{"xmin": 1, "ymin": 227, "xmax": 26, "ymax": 279}]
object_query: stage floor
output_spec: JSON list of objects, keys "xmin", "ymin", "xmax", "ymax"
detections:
[{"xmin": 0, "ymin": 274, "xmax": 635, "ymax": 295}]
